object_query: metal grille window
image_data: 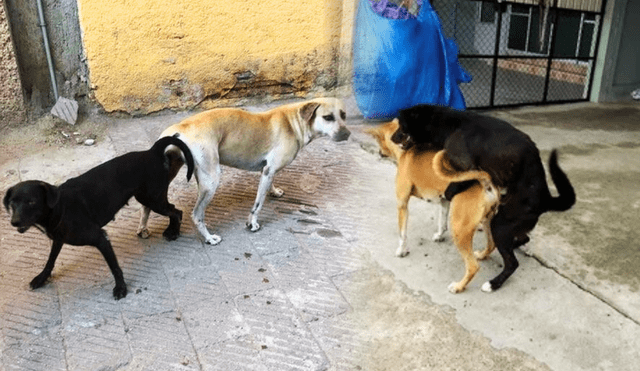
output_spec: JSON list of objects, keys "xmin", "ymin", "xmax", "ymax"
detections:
[
  {"xmin": 507, "ymin": 4, "xmax": 548, "ymax": 54},
  {"xmin": 578, "ymin": 13, "xmax": 597, "ymax": 59},
  {"xmin": 431, "ymin": 0, "xmax": 606, "ymax": 109}
]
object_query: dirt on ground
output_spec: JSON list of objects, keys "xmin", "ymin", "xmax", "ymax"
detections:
[{"xmin": 0, "ymin": 114, "xmax": 108, "ymax": 167}]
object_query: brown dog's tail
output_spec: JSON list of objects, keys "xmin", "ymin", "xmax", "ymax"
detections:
[
  {"xmin": 433, "ymin": 150, "xmax": 492, "ymax": 185},
  {"xmin": 434, "ymin": 150, "xmax": 499, "ymax": 204},
  {"xmin": 151, "ymin": 134, "xmax": 195, "ymax": 181}
]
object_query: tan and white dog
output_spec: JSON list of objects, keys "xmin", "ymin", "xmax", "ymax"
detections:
[{"xmin": 137, "ymin": 98, "xmax": 350, "ymax": 245}]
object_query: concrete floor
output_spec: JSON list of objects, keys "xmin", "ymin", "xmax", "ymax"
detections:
[{"xmin": 0, "ymin": 97, "xmax": 639, "ymax": 370}]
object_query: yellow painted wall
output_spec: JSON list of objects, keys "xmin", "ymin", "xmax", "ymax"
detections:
[{"xmin": 78, "ymin": 0, "xmax": 355, "ymax": 114}]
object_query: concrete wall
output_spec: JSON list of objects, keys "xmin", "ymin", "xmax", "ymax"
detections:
[
  {"xmin": 592, "ymin": 0, "xmax": 640, "ymax": 101},
  {"xmin": 4, "ymin": 0, "xmax": 88, "ymax": 114},
  {"xmin": 611, "ymin": 0, "xmax": 640, "ymax": 92},
  {"xmin": 78, "ymin": 0, "xmax": 356, "ymax": 114},
  {"xmin": 0, "ymin": 2, "xmax": 24, "ymax": 125}
]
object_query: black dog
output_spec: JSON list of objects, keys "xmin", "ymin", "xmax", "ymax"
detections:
[
  {"xmin": 3, "ymin": 134, "xmax": 194, "ymax": 300},
  {"xmin": 393, "ymin": 104, "xmax": 575, "ymax": 291}
]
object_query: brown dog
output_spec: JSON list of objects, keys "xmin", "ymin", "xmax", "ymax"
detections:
[{"xmin": 367, "ymin": 120, "xmax": 499, "ymax": 293}]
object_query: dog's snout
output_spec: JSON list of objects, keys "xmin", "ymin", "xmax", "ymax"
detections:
[
  {"xmin": 8, "ymin": 208, "xmax": 18, "ymax": 225},
  {"xmin": 10, "ymin": 212, "xmax": 22, "ymax": 226},
  {"xmin": 10, "ymin": 215, "xmax": 29, "ymax": 233},
  {"xmin": 333, "ymin": 126, "xmax": 351, "ymax": 142}
]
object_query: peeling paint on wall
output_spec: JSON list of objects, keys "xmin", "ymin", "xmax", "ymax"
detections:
[{"xmin": 78, "ymin": 0, "xmax": 351, "ymax": 114}]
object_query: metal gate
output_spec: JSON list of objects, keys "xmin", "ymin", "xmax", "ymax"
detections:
[{"xmin": 431, "ymin": 0, "xmax": 607, "ymax": 109}]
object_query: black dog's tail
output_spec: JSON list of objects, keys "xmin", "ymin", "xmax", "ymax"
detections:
[
  {"xmin": 545, "ymin": 149, "xmax": 575, "ymax": 212},
  {"xmin": 151, "ymin": 134, "xmax": 195, "ymax": 181}
]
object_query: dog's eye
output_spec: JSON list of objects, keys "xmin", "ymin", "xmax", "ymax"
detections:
[
  {"xmin": 28, "ymin": 201, "xmax": 37, "ymax": 206},
  {"xmin": 322, "ymin": 114, "xmax": 335, "ymax": 121},
  {"xmin": 340, "ymin": 110, "xmax": 346, "ymax": 120}
]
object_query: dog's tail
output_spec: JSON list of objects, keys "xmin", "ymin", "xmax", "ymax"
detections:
[
  {"xmin": 433, "ymin": 150, "xmax": 493, "ymax": 186},
  {"xmin": 434, "ymin": 150, "xmax": 499, "ymax": 203},
  {"xmin": 545, "ymin": 149, "xmax": 575, "ymax": 212},
  {"xmin": 152, "ymin": 134, "xmax": 195, "ymax": 181}
]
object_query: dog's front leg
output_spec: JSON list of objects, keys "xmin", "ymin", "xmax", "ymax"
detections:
[
  {"xmin": 247, "ymin": 166, "xmax": 275, "ymax": 232},
  {"xmin": 94, "ymin": 230, "xmax": 127, "ymax": 300},
  {"xmin": 30, "ymin": 240, "xmax": 64, "ymax": 290},
  {"xmin": 396, "ymin": 197, "xmax": 410, "ymax": 257}
]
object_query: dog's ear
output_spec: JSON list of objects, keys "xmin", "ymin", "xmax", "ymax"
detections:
[
  {"xmin": 364, "ymin": 126, "xmax": 383, "ymax": 141},
  {"xmin": 3, "ymin": 186, "xmax": 13, "ymax": 212},
  {"xmin": 40, "ymin": 182, "xmax": 60, "ymax": 209},
  {"xmin": 300, "ymin": 102, "xmax": 321, "ymax": 125},
  {"xmin": 364, "ymin": 126, "xmax": 377, "ymax": 137}
]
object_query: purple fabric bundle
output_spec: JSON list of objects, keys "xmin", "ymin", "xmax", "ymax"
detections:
[{"xmin": 368, "ymin": 0, "xmax": 422, "ymax": 20}]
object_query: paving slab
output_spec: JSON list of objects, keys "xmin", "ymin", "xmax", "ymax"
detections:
[{"xmin": 0, "ymin": 97, "xmax": 638, "ymax": 370}]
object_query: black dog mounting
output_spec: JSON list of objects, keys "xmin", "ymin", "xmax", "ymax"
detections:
[{"xmin": 395, "ymin": 104, "xmax": 575, "ymax": 291}]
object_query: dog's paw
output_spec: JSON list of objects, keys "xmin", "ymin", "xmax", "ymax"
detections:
[
  {"xmin": 30, "ymin": 273, "xmax": 50, "ymax": 289},
  {"xmin": 205, "ymin": 234, "xmax": 222, "ymax": 245},
  {"xmin": 474, "ymin": 250, "xmax": 490, "ymax": 260},
  {"xmin": 162, "ymin": 228, "xmax": 180, "ymax": 241},
  {"xmin": 432, "ymin": 232, "xmax": 446, "ymax": 242},
  {"xmin": 481, "ymin": 281, "xmax": 494, "ymax": 293},
  {"xmin": 395, "ymin": 248, "xmax": 410, "ymax": 258},
  {"xmin": 113, "ymin": 284, "xmax": 127, "ymax": 300},
  {"xmin": 269, "ymin": 187, "xmax": 284, "ymax": 198},
  {"xmin": 246, "ymin": 221, "xmax": 261, "ymax": 232},
  {"xmin": 448, "ymin": 282, "xmax": 465, "ymax": 294},
  {"xmin": 137, "ymin": 228, "xmax": 151, "ymax": 239}
]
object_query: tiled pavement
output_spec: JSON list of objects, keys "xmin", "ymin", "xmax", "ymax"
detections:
[
  {"xmin": 3, "ymin": 100, "xmax": 640, "ymax": 370},
  {"xmin": 0, "ymin": 113, "xmax": 384, "ymax": 370}
]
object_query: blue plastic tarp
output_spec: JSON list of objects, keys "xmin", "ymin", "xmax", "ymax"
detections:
[{"xmin": 353, "ymin": 0, "xmax": 472, "ymax": 119}]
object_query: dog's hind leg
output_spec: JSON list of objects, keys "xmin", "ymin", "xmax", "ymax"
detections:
[
  {"xmin": 136, "ymin": 206, "xmax": 152, "ymax": 239},
  {"xmin": 448, "ymin": 199, "xmax": 480, "ymax": 293},
  {"xmin": 192, "ymin": 164, "xmax": 222, "ymax": 245},
  {"xmin": 482, "ymin": 215, "xmax": 519, "ymax": 292},
  {"xmin": 247, "ymin": 165, "xmax": 276, "ymax": 232},
  {"xmin": 433, "ymin": 198, "xmax": 449, "ymax": 242},
  {"xmin": 448, "ymin": 232, "xmax": 480, "ymax": 294},
  {"xmin": 137, "ymin": 195, "xmax": 183, "ymax": 241},
  {"xmin": 474, "ymin": 219, "xmax": 496, "ymax": 260},
  {"xmin": 30, "ymin": 240, "xmax": 64, "ymax": 290},
  {"xmin": 269, "ymin": 184, "xmax": 284, "ymax": 198},
  {"xmin": 161, "ymin": 205, "xmax": 182, "ymax": 241},
  {"xmin": 137, "ymin": 150, "xmax": 186, "ymax": 239},
  {"xmin": 93, "ymin": 230, "xmax": 127, "ymax": 299}
]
